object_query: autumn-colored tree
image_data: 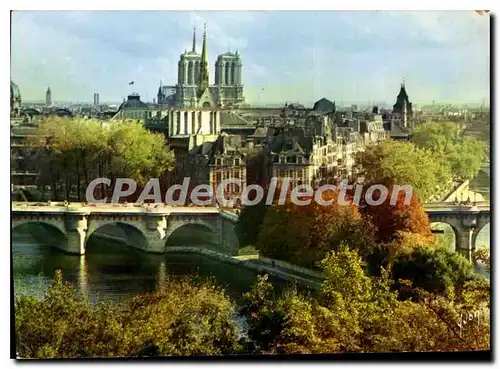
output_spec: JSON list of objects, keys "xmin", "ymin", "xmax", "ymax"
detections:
[
  {"xmin": 363, "ymin": 186, "xmax": 433, "ymax": 244},
  {"xmin": 256, "ymin": 189, "xmax": 375, "ymax": 268},
  {"xmin": 15, "ymin": 270, "xmax": 240, "ymax": 358}
]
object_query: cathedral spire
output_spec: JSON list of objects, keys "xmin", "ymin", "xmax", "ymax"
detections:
[
  {"xmin": 199, "ymin": 23, "xmax": 209, "ymax": 92},
  {"xmin": 201, "ymin": 23, "xmax": 208, "ymax": 64},
  {"xmin": 192, "ymin": 27, "xmax": 196, "ymax": 52}
]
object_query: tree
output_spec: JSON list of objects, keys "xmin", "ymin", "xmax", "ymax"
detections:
[
  {"xmin": 255, "ymin": 190, "xmax": 373, "ymax": 268},
  {"xmin": 354, "ymin": 140, "xmax": 452, "ymax": 202},
  {"xmin": 412, "ymin": 122, "xmax": 487, "ymax": 182},
  {"xmin": 241, "ymin": 247, "xmax": 490, "ymax": 354},
  {"xmin": 15, "ymin": 271, "xmax": 240, "ymax": 358},
  {"xmin": 235, "ymin": 201, "xmax": 267, "ymax": 247},
  {"xmin": 27, "ymin": 117, "xmax": 175, "ymax": 201},
  {"xmin": 363, "ymin": 187, "xmax": 434, "ymax": 244},
  {"xmin": 473, "ymin": 248, "xmax": 490, "ymax": 273},
  {"xmin": 391, "ymin": 246, "xmax": 481, "ymax": 297}
]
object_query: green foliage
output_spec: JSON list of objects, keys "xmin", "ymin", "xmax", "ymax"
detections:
[
  {"xmin": 391, "ymin": 246, "xmax": 481, "ymax": 297},
  {"xmin": 15, "ymin": 270, "xmax": 240, "ymax": 358},
  {"xmin": 354, "ymin": 140, "xmax": 452, "ymax": 202},
  {"xmin": 413, "ymin": 122, "xmax": 487, "ymax": 182},
  {"xmin": 241, "ymin": 247, "xmax": 490, "ymax": 354},
  {"xmin": 27, "ymin": 117, "xmax": 175, "ymax": 200},
  {"xmin": 473, "ymin": 248, "xmax": 491, "ymax": 273}
]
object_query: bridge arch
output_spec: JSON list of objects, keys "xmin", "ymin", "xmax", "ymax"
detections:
[
  {"xmin": 165, "ymin": 221, "xmax": 218, "ymax": 249},
  {"xmin": 12, "ymin": 220, "xmax": 67, "ymax": 251},
  {"xmin": 472, "ymin": 221, "xmax": 490, "ymax": 251},
  {"xmin": 86, "ymin": 221, "xmax": 149, "ymax": 252},
  {"xmin": 430, "ymin": 222, "xmax": 458, "ymax": 251},
  {"xmin": 21, "ymin": 108, "xmax": 41, "ymax": 117},
  {"xmin": 53, "ymin": 108, "xmax": 73, "ymax": 117}
]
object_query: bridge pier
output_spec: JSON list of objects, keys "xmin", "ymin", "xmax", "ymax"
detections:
[
  {"xmin": 64, "ymin": 213, "xmax": 89, "ymax": 255},
  {"xmin": 455, "ymin": 228, "xmax": 474, "ymax": 261},
  {"xmin": 143, "ymin": 214, "xmax": 168, "ymax": 253}
]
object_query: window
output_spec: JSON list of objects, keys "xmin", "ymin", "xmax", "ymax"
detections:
[
  {"xmin": 235, "ymin": 158, "xmax": 240, "ymax": 166},
  {"xmin": 216, "ymin": 158, "xmax": 222, "ymax": 166}
]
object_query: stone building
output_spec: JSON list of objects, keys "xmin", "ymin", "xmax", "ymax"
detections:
[
  {"xmin": 208, "ymin": 134, "xmax": 247, "ymax": 203},
  {"xmin": 11, "ymin": 121, "xmax": 41, "ymax": 200},
  {"xmin": 178, "ymin": 133, "xmax": 247, "ymax": 204},
  {"xmin": 268, "ymin": 127, "xmax": 314, "ymax": 189},
  {"xmin": 10, "ymin": 80, "xmax": 21, "ymax": 117},
  {"xmin": 157, "ymin": 25, "xmax": 244, "ymax": 108}
]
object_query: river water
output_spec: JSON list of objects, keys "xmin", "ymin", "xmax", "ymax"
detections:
[{"xmin": 12, "ymin": 231, "xmax": 293, "ymax": 304}]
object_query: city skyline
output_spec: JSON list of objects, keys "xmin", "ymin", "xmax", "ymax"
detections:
[{"xmin": 11, "ymin": 11, "xmax": 490, "ymax": 105}]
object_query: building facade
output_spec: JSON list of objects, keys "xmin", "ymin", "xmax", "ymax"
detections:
[
  {"xmin": 157, "ymin": 26, "xmax": 245, "ymax": 108},
  {"xmin": 11, "ymin": 80, "xmax": 21, "ymax": 117}
]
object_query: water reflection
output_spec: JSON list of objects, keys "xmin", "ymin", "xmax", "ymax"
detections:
[{"xmin": 12, "ymin": 228, "xmax": 290, "ymax": 304}]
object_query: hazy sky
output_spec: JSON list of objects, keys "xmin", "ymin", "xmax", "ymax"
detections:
[{"xmin": 11, "ymin": 11, "xmax": 490, "ymax": 105}]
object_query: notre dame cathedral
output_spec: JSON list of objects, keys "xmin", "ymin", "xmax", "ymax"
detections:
[{"xmin": 157, "ymin": 25, "xmax": 245, "ymax": 108}]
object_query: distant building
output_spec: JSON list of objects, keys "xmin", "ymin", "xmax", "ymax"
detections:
[
  {"xmin": 46, "ymin": 87, "xmax": 52, "ymax": 106},
  {"xmin": 11, "ymin": 121, "xmax": 41, "ymax": 198},
  {"xmin": 392, "ymin": 82, "xmax": 412, "ymax": 116},
  {"xmin": 10, "ymin": 80, "xmax": 21, "ymax": 117},
  {"xmin": 93, "ymin": 93, "xmax": 100, "ymax": 106},
  {"xmin": 114, "ymin": 93, "xmax": 149, "ymax": 120},
  {"xmin": 313, "ymin": 97, "xmax": 336, "ymax": 115}
]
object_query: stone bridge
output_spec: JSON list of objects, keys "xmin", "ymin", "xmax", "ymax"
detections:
[
  {"xmin": 11, "ymin": 203, "xmax": 239, "ymax": 255},
  {"xmin": 424, "ymin": 202, "xmax": 490, "ymax": 261},
  {"xmin": 11, "ymin": 202, "xmax": 491, "ymax": 262}
]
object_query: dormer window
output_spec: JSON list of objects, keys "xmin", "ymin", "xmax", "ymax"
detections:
[
  {"xmin": 216, "ymin": 158, "xmax": 222, "ymax": 166},
  {"xmin": 235, "ymin": 158, "xmax": 240, "ymax": 166}
]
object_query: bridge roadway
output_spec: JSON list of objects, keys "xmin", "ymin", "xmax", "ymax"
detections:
[{"xmin": 11, "ymin": 201, "xmax": 490, "ymax": 261}]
